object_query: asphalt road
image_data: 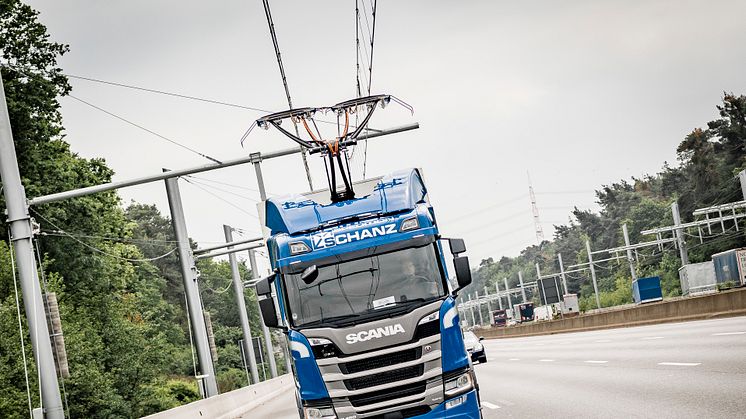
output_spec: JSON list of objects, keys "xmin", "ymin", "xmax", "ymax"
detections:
[{"xmin": 243, "ymin": 316, "xmax": 746, "ymax": 418}]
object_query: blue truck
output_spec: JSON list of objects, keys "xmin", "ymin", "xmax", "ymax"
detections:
[{"xmin": 253, "ymin": 168, "xmax": 481, "ymax": 419}]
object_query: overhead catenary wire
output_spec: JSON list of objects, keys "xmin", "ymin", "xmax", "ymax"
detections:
[
  {"xmin": 184, "ymin": 176, "xmax": 260, "ymax": 202},
  {"xmin": 30, "ymin": 209, "xmax": 178, "ymax": 263},
  {"xmin": 260, "ymin": 0, "xmax": 314, "ymax": 190},
  {"xmin": 65, "ymin": 74, "xmax": 272, "ymax": 113},
  {"xmin": 67, "ymin": 95, "xmax": 222, "ymax": 164},
  {"xmin": 182, "ymin": 177, "xmax": 260, "ymax": 220},
  {"xmin": 40, "ymin": 230, "xmax": 179, "ymax": 246}
]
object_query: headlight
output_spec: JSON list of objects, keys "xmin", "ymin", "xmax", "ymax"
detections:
[
  {"xmin": 473, "ymin": 343, "xmax": 483, "ymax": 352},
  {"xmin": 308, "ymin": 338, "xmax": 333, "ymax": 346},
  {"xmin": 399, "ymin": 216, "xmax": 419, "ymax": 232},
  {"xmin": 290, "ymin": 241, "xmax": 311, "ymax": 255},
  {"xmin": 444, "ymin": 371, "xmax": 473, "ymax": 398},
  {"xmin": 304, "ymin": 406, "xmax": 336, "ymax": 419},
  {"xmin": 418, "ymin": 311, "xmax": 439, "ymax": 325}
]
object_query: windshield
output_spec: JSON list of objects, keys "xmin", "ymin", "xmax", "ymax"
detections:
[{"xmin": 284, "ymin": 244, "xmax": 447, "ymax": 327}]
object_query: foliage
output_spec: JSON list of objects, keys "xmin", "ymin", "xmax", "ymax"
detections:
[{"xmin": 468, "ymin": 92, "xmax": 746, "ymax": 313}]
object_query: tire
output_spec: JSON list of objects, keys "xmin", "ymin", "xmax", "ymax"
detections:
[{"xmin": 479, "ymin": 356, "xmax": 487, "ymax": 363}]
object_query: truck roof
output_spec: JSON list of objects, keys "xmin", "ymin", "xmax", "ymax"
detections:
[{"xmin": 262, "ymin": 168, "xmax": 428, "ymax": 236}]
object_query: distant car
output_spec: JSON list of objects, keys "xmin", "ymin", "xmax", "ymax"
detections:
[{"xmin": 463, "ymin": 331, "xmax": 487, "ymax": 363}]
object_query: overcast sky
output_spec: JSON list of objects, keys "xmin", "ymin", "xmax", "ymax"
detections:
[{"xmin": 26, "ymin": 0, "xmax": 746, "ymax": 270}]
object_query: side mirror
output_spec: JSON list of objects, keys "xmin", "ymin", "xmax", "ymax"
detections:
[
  {"xmin": 301, "ymin": 265, "xmax": 319, "ymax": 284},
  {"xmin": 449, "ymin": 238, "xmax": 466, "ymax": 255},
  {"xmin": 479, "ymin": 336, "xmax": 484, "ymax": 341},
  {"xmin": 255, "ymin": 276, "xmax": 283, "ymax": 329},
  {"xmin": 453, "ymin": 255, "xmax": 472, "ymax": 289}
]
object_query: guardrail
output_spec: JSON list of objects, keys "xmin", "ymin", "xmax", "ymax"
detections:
[
  {"xmin": 477, "ymin": 287, "xmax": 746, "ymax": 339},
  {"xmin": 142, "ymin": 374, "xmax": 293, "ymax": 419}
]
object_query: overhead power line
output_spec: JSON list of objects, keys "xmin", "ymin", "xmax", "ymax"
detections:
[
  {"xmin": 260, "ymin": 0, "xmax": 314, "ymax": 190},
  {"xmin": 66, "ymin": 74, "xmax": 272, "ymax": 113},
  {"xmin": 182, "ymin": 177, "xmax": 259, "ymax": 220},
  {"xmin": 67, "ymin": 95, "xmax": 222, "ymax": 164},
  {"xmin": 30, "ymin": 209, "xmax": 178, "ymax": 263}
]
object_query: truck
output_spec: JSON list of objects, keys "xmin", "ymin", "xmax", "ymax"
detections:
[
  {"xmin": 254, "ymin": 168, "xmax": 482, "ymax": 419},
  {"xmin": 512, "ymin": 302, "xmax": 534, "ymax": 323},
  {"xmin": 491, "ymin": 309, "xmax": 507, "ymax": 327}
]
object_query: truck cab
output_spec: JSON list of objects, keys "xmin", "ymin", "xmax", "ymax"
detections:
[{"xmin": 254, "ymin": 168, "xmax": 481, "ymax": 419}]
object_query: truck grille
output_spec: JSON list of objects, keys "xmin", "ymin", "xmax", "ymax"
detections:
[
  {"xmin": 414, "ymin": 320, "xmax": 440, "ymax": 340},
  {"xmin": 348, "ymin": 381, "xmax": 427, "ymax": 407},
  {"xmin": 344, "ymin": 365, "xmax": 424, "ymax": 390},
  {"xmin": 366, "ymin": 405, "xmax": 432, "ymax": 419},
  {"xmin": 341, "ymin": 347, "xmax": 421, "ymax": 374}
]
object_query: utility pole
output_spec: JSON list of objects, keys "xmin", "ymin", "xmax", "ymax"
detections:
[
  {"xmin": 622, "ymin": 224, "xmax": 637, "ymax": 280},
  {"xmin": 475, "ymin": 291, "xmax": 484, "ymax": 326},
  {"xmin": 536, "ymin": 263, "xmax": 547, "ymax": 305},
  {"xmin": 557, "ymin": 253, "xmax": 568, "ymax": 295},
  {"xmin": 0, "ymin": 72, "xmax": 65, "ymax": 418},
  {"xmin": 518, "ymin": 271, "xmax": 527, "ymax": 303},
  {"xmin": 224, "ymin": 225, "xmax": 259, "ymax": 384},
  {"xmin": 165, "ymin": 175, "xmax": 219, "ymax": 397},
  {"xmin": 671, "ymin": 201, "xmax": 689, "ymax": 266},
  {"xmin": 504, "ymin": 278, "xmax": 512, "ymax": 308},
  {"xmin": 585, "ymin": 240, "xmax": 602, "ymax": 310},
  {"xmin": 528, "ymin": 172, "xmax": 545, "ymax": 245},
  {"xmin": 484, "ymin": 286, "xmax": 492, "ymax": 317},
  {"xmin": 248, "ymin": 249, "xmax": 278, "ymax": 378},
  {"xmin": 495, "ymin": 282, "xmax": 503, "ymax": 310},
  {"xmin": 247, "ymin": 159, "xmax": 289, "ymax": 376},
  {"xmin": 467, "ymin": 294, "xmax": 476, "ymax": 326}
]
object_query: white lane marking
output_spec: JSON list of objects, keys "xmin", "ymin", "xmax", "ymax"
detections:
[
  {"xmin": 508, "ymin": 358, "xmax": 520, "ymax": 361},
  {"xmin": 539, "ymin": 359, "xmax": 555, "ymax": 362},
  {"xmin": 712, "ymin": 331, "xmax": 746, "ymax": 336},
  {"xmin": 482, "ymin": 402, "xmax": 500, "ymax": 410},
  {"xmin": 595, "ymin": 339, "xmax": 612, "ymax": 343},
  {"xmin": 658, "ymin": 362, "xmax": 701, "ymax": 366},
  {"xmin": 584, "ymin": 360, "xmax": 609, "ymax": 364},
  {"xmin": 642, "ymin": 336, "xmax": 664, "ymax": 340}
]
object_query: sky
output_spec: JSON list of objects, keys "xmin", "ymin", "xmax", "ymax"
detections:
[{"xmin": 25, "ymin": 0, "xmax": 746, "ymax": 270}]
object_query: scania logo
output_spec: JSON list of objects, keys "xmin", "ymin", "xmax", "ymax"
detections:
[{"xmin": 346, "ymin": 324, "xmax": 406, "ymax": 344}]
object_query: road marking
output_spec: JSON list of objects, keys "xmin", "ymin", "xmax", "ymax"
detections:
[
  {"xmin": 658, "ymin": 362, "xmax": 701, "ymax": 366},
  {"xmin": 584, "ymin": 360, "xmax": 609, "ymax": 364},
  {"xmin": 712, "ymin": 331, "xmax": 746, "ymax": 336},
  {"xmin": 508, "ymin": 358, "xmax": 520, "ymax": 361},
  {"xmin": 595, "ymin": 339, "xmax": 612, "ymax": 343},
  {"xmin": 482, "ymin": 402, "xmax": 500, "ymax": 410},
  {"xmin": 642, "ymin": 336, "xmax": 664, "ymax": 340},
  {"xmin": 539, "ymin": 359, "xmax": 555, "ymax": 362}
]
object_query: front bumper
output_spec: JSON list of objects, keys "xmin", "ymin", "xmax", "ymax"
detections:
[{"xmin": 416, "ymin": 389, "xmax": 481, "ymax": 418}]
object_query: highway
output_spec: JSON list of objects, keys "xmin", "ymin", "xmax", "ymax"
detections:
[{"xmin": 243, "ymin": 316, "xmax": 746, "ymax": 418}]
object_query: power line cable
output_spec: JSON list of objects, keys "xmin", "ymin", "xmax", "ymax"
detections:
[
  {"xmin": 260, "ymin": 0, "xmax": 314, "ymax": 189},
  {"xmin": 184, "ymin": 176, "xmax": 260, "ymax": 202},
  {"xmin": 186, "ymin": 175, "xmax": 267, "ymax": 194},
  {"xmin": 67, "ymin": 95, "xmax": 222, "ymax": 164},
  {"xmin": 182, "ymin": 177, "xmax": 259, "ymax": 220},
  {"xmin": 30, "ymin": 209, "xmax": 178, "ymax": 262},
  {"xmin": 40, "ymin": 230, "xmax": 178, "ymax": 246},
  {"xmin": 66, "ymin": 74, "xmax": 272, "ymax": 113},
  {"xmin": 441, "ymin": 194, "xmax": 528, "ymax": 223}
]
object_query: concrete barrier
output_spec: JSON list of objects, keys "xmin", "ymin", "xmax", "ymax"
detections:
[
  {"xmin": 142, "ymin": 374, "xmax": 293, "ymax": 419},
  {"xmin": 478, "ymin": 287, "xmax": 746, "ymax": 339}
]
